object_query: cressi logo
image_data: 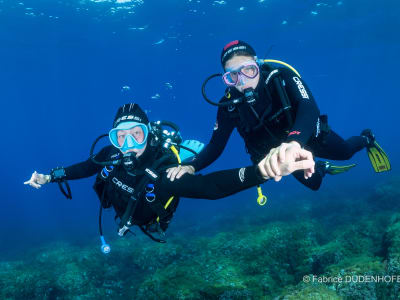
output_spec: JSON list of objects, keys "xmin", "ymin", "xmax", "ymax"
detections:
[
  {"xmin": 293, "ymin": 77, "xmax": 309, "ymax": 99},
  {"xmin": 112, "ymin": 177, "xmax": 134, "ymax": 194},
  {"xmin": 114, "ymin": 115, "xmax": 142, "ymax": 126},
  {"xmin": 222, "ymin": 45, "xmax": 247, "ymax": 60}
]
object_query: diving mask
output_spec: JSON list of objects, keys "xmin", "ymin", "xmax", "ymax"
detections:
[
  {"xmin": 109, "ymin": 122, "xmax": 149, "ymax": 152},
  {"xmin": 222, "ymin": 62, "xmax": 259, "ymax": 86}
]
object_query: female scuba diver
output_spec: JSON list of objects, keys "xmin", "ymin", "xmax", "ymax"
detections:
[
  {"xmin": 24, "ymin": 103, "xmax": 314, "ymax": 253},
  {"xmin": 167, "ymin": 40, "xmax": 390, "ymax": 190}
]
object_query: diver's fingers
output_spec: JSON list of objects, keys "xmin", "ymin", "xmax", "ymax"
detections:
[
  {"xmin": 303, "ymin": 168, "xmax": 314, "ymax": 179},
  {"xmin": 264, "ymin": 153, "xmax": 278, "ymax": 179},
  {"xmin": 166, "ymin": 168, "xmax": 175, "ymax": 180},
  {"xmin": 169, "ymin": 166, "xmax": 182, "ymax": 182},
  {"xmin": 304, "ymin": 169, "xmax": 313, "ymax": 179},
  {"xmin": 291, "ymin": 159, "xmax": 315, "ymax": 173},
  {"xmin": 176, "ymin": 170, "xmax": 187, "ymax": 180},
  {"xmin": 293, "ymin": 149, "xmax": 314, "ymax": 179},
  {"xmin": 274, "ymin": 175, "xmax": 283, "ymax": 182},
  {"xmin": 24, "ymin": 180, "xmax": 41, "ymax": 189},
  {"xmin": 258, "ymin": 148, "xmax": 276, "ymax": 178},
  {"xmin": 31, "ymin": 182, "xmax": 42, "ymax": 189},
  {"xmin": 31, "ymin": 171, "xmax": 38, "ymax": 180},
  {"xmin": 297, "ymin": 148, "xmax": 314, "ymax": 162},
  {"xmin": 175, "ymin": 170, "xmax": 184, "ymax": 180},
  {"xmin": 278, "ymin": 143, "xmax": 289, "ymax": 163},
  {"xmin": 269, "ymin": 151, "xmax": 281, "ymax": 177},
  {"xmin": 297, "ymin": 149, "xmax": 315, "ymax": 174},
  {"xmin": 36, "ymin": 174, "xmax": 50, "ymax": 184},
  {"xmin": 166, "ymin": 167, "xmax": 178, "ymax": 180},
  {"xmin": 176, "ymin": 166, "xmax": 195, "ymax": 179},
  {"xmin": 257, "ymin": 155, "xmax": 272, "ymax": 180},
  {"xmin": 257, "ymin": 156, "xmax": 269, "ymax": 179},
  {"xmin": 175, "ymin": 167, "xmax": 187, "ymax": 179},
  {"xmin": 24, "ymin": 171, "xmax": 50, "ymax": 188},
  {"xmin": 24, "ymin": 171, "xmax": 38, "ymax": 185}
]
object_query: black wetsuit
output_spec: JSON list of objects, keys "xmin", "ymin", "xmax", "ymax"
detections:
[
  {"xmin": 192, "ymin": 66, "xmax": 367, "ymax": 190},
  {"xmin": 60, "ymin": 145, "xmax": 265, "ymax": 230}
]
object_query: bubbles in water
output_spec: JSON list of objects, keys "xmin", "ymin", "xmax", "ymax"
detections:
[
  {"xmin": 128, "ymin": 25, "xmax": 148, "ymax": 31},
  {"xmin": 153, "ymin": 39, "xmax": 165, "ymax": 46},
  {"xmin": 151, "ymin": 93, "xmax": 161, "ymax": 100},
  {"xmin": 121, "ymin": 85, "xmax": 131, "ymax": 92}
]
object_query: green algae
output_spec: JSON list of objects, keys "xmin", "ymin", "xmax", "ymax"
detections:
[
  {"xmin": 2, "ymin": 177, "xmax": 400, "ymax": 299},
  {"xmin": 277, "ymin": 283, "xmax": 342, "ymax": 300}
]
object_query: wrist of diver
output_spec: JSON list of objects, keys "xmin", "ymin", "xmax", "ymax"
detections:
[
  {"xmin": 45, "ymin": 175, "xmax": 51, "ymax": 183},
  {"xmin": 255, "ymin": 165, "xmax": 270, "ymax": 181}
]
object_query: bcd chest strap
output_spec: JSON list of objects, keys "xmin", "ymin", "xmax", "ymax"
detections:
[{"xmin": 117, "ymin": 152, "xmax": 178, "ymax": 239}]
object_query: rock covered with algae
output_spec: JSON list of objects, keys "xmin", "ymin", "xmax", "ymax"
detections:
[{"xmin": 1, "ymin": 177, "xmax": 400, "ymax": 299}]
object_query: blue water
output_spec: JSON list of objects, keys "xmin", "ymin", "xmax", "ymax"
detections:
[{"xmin": 0, "ymin": 0, "xmax": 399, "ymax": 261}]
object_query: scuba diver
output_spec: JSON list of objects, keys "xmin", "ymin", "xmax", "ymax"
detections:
[
  {"xmin": 24, "ymin": 103, "xmax": 314, "ymax": 253},
  {"xmin": 167, "ymin": 40, "xmax": 391, "ymax": 190}
]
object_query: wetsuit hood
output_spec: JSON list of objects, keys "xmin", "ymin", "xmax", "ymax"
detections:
[{"xmin": 113, "ymin": 103, "xmax": 149, "ymax": 128}]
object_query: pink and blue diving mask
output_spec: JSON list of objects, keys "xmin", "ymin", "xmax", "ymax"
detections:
[
  {"xmin": 109, "ymin": 121, "xmax": 149, "ymax": 153},
  {"xmin": 222, "ymin": 62, "xmax": 259, "ymax": 86}
]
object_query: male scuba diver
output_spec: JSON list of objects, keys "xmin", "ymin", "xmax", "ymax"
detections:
[
  {"xmin": 167, "ymin": 40, "xmax": 391, "ymax": 190},
  {"xmin": 24, "ymin": 103, "xmax": 314, "ymax": 253}
]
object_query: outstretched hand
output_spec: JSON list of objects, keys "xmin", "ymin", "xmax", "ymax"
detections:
[
  {"xmin": 258, "ymin": 144, "xmax": 315, "ymax": 181},
  {"xmin": 24, "ymin": 171, "xmax": 50, "ymax": 189}
]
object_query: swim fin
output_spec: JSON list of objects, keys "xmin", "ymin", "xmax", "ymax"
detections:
[
  {"xmin": 361, "ymin": 129, "xmax": 391, "ymax": 173},
  {"xmin": 367, "ymin": 141, "xmax": 391, "ymax": 173},
  {"xmin": 317, "ymin": 161, "xmax": 357, "ymax": 175}
]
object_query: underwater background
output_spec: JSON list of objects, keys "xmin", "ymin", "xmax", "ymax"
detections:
[{"xmin": 1, "ymin": 0, "xmax": 399, "ymax": 298}]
